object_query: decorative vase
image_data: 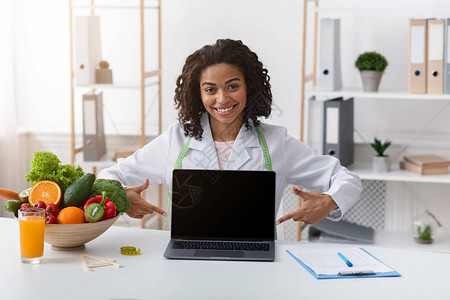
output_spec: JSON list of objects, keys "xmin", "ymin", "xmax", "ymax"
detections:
[
  {"xmin": 96, "ymin": 69, "xmax": 113, "ymax": 84},
  {"xmin": 372, "ymin": 155, "xmax": 390, "ymax": 172},
  {"xmin": 360, "ymin": 70, "xmax": 382, "ymax": 92}
]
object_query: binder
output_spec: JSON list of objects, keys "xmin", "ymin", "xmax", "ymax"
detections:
[
  {"xmin": 427, "ymin": 19, "xmax": 445, "ymax": 94},
  {"xmin": 324, "ymin": 97, "xmax": 354, "ymax": 167},
  {"xmin": 82, "ymin": 90, "xmax": 107, "ymax": 161},
  {"xmin": 444, "ymin": 18, "xmax": 450, "ymax": 94},
  {"xmin": 317, "ymin": 18, "xmax": 342, "ymax": 91},
  {"xmin": 286, "ymin": 247, "xmax": 401, "ymax": 279},
  {"xmin": 308, "ymin": 218, "xmax": 374, "ymax": 244},
  {"xmin": 408, "ymin": 19, "xmax": 427, "ymax": 94},
  {"xmin": 307, "ymin": 97, "xmax": 325, "ymax": 155},
  {"xmin": 75, "ymin": 16, "xmax": 102, "ymax": 86},
  {"xmin": 307, "ymin": 97, "xmax": 354, "ymax": 167}
]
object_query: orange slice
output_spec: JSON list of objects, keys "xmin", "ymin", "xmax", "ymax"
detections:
[
  {"xmin": 57, "ymin": 207, "xmax": 85, "ymax": 224},
  {"xmin": 29, "ymin": 180, "xmax": 62, "ymax": 207}
]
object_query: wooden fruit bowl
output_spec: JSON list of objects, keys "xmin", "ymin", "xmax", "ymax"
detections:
[{"xmin": 44, "ymin": 214, "xmax": 121, "ymax": 251}]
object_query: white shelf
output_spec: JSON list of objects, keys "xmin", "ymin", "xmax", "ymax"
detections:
[
  {"xmin": 306, "ymin": 87, "xmax": 450, "ymax": 101},
  {"xmin": 375, "ymin": 230, "xmax": 450, "ymax": 254},
  {"xmin": 72, "ymin": 1, "xmax": 159, "ymax": 10},
  {"xmin": 75, "ymin": 81, "xmax": 158, "ymax": 90},
  {"xmin": 74, "ymin": 153, "xmax": 116, "ymax": 169},
  {"xmin": 72, "ymin": 5, "xmax": 159, "ymax": 10},
  {"xmin": 349, "ymin": 164, "xmax": 450, "ymax": 184},
  {"xmin": 69, "ymin": 0, "xmax": 162, "ymax": 169}
]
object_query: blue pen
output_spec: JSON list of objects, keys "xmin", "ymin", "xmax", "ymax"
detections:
[{"xmin": 338, "ymin": 252, "xmax": 353, "ymax": 267}]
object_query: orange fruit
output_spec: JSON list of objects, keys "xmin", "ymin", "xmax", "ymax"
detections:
[
  {"xmin": 57, "ymin": 207, "xmax": 86, "ymax": 224},
  {"xmin": 29, "ymin": 180, "xmax": 62, "ymax": 207}
]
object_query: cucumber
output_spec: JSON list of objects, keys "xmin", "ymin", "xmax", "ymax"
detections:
[
  {"xmin": 4, "ymin": 200, "xmax": 25, "ymax": 218},
  {"xmin": 63, "ymin": 173, "xmax": 96, "ymax": 208}
]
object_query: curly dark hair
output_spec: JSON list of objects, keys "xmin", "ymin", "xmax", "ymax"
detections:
[{"xmin": 174, "ymin": 39, "xmax": 272, "ymax": 140}]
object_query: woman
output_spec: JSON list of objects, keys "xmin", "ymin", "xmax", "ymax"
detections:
[{"xmin": 98, "ymin": 39, "xmax": 362, "ymax": 239}]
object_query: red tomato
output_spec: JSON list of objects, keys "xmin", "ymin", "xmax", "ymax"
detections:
[
  {"xmin": 46, "ymin": 204, "xmax": 59, "ymax": 216},
  {"xmin": 34, "ymin": 201, "xmax": 46, "ymax": 209},
  {"xmin": 45, "ymin": 214, "xmax": 58, "ymax": 224},
  {"xmin": 20, "ymin": 203, "xmax": 32, "ymax": 210}
]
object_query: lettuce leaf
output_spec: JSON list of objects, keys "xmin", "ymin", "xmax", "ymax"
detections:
[{"xmin": 25, "ymin": 151, "xmax": 84, "ymax": 192}]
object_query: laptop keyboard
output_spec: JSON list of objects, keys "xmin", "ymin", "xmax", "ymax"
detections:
[{"xmin": 173, "ymin": 241, "xmax": 270, "ymax": 251}]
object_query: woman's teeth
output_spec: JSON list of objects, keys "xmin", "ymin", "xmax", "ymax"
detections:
[{"xmin": 216, "ymin": 105, "xmax": 235, "ymax": 112}]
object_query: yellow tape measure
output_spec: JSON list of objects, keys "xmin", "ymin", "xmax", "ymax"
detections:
[{"xmin": 120, "ymin": 246, "xmax": 141, "ymax": 256}]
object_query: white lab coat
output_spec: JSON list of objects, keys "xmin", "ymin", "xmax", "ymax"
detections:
[{"xmin": 99, "ymin": 114, "xmax": 362, "ymax": 240}]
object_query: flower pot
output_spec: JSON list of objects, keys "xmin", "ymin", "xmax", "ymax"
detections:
[
  {"xmin": 373, "ymin": 155, "xmax": 391, "ymax": 172},
  {"xmin": 360, "ymin": 70, "xmax": 382, "ymax": 92}
]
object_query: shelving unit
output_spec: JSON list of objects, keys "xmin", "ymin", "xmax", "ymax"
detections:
[
  {"xmin": 68, "ymin": 0, "xmax": 163, "ymax": 228},
  {"xmin": 349, "ymin": 164, "xmax": 450, "ymax": 184},
  {"xmin": 300, "ymin": 0, "xmax": 450, "ymax": 184},
  {"xmin": 306, "ymin": 87, "xmax": 450, "ymax": 101},
  {"xmin": 69, "ymin": 0, "xmax": 162, "ymax": 165},
  {"xmin": 296, "ymin": 0, "xmax": 450, "ymax": 243}
]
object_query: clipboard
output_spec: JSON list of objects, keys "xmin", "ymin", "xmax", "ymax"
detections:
[{"xmin": 286, "ymin": 247, "xmax": 401, "ymax": 279}]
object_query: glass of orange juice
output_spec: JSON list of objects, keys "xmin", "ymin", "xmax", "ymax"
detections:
[{"xmin": 18, "ymin": 208, "xmax": 45, "ymax": 264}]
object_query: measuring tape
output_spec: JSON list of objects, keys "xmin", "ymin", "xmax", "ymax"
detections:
[
  {"xmin": 120, "ymin": 246, "xmax": 141, "ymax": 256},
  {"xmin": 255, "ymin": 126, "xmax": 273, "ymax": 171}
]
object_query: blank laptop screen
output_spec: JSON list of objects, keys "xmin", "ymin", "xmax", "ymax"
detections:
[{"xmin": 171, "ymin": 170, "xmax": 276, "ymax": 241}]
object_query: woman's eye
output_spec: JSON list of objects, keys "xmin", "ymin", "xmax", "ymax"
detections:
[
  {"xmin": 205, "ymin": 87, "xmax": 215, "ymax": 93},
  {"xmin": 228, "ymin": 84, "xmax": 238, "ymax": 90}
]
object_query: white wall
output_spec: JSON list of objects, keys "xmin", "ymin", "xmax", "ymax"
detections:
[
  {"xmin": 13, "ymin": 0, "xmax": 450, "ymax": 150},
  {"xmin": 13, "ymin": 0, "xmax": 304, "ymax": 138},
  {"xmin": 8, "ymin": 0, "xmax": 450, "ymax": 232}
]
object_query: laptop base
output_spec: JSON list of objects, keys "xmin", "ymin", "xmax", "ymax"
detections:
[{"xmin": 164, "ymin": 239, "xmax": 275, "ymax": 262}]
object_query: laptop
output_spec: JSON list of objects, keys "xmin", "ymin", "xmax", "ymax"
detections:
[{"xmin": 164, "ymin": 169, "xmax": 276, "ymax": 261}]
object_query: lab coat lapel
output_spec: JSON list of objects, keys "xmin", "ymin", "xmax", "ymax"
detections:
[
  {"xmin": 226, "ymin": 124, "xmax": 260, "ymax": 170},
  {"xmin": 188, "ymin": 115, "xmax": 220, "ymax": 169}
]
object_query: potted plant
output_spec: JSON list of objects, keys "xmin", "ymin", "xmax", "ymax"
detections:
[
  {"xmin": 96, "ymin": 60, "xmax": 113, "ymax": 84},
  {"xmin": 354, "ymin": 51, "xmax": 388, "ymax": 92},
  {"xmin": 414, "ymin": 210, "xmax": 442, "ymax": 244},
  {"xmin": 415, "ymin": 223, "xmax": 432, "ymax": 243},
  {"xmin": 370, "ymin": 138, "xmax": 391, "ymax": 172}
]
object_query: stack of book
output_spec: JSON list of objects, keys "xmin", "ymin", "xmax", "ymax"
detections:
[{"xmin": 400, "ymin": 154, "xmax": 450, "ymax": 175}]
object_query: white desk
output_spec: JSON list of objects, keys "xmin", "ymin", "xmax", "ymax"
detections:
[{"xmin": 1, "ymin": 217, "xmax": 449, "ymax": 300}]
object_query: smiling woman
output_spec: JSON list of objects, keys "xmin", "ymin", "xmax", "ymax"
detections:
[
  {"xmin": 174, "ymin": 39, "xmax": 272, "ymax": 142},
  {"xmin": 0, "ymin": 0, "xmax": 20, "ymax": 216},
  {"xmin": 199, "ymin": 63, "xmax": 248, "ymax": 141},
  {"xmin": 97, "ymin": 39, "xmax": 362, "ymax": 240}
]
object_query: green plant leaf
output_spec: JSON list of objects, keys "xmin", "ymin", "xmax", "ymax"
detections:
[
  {"xmin": 370, "ymin": 138, "xmax": 391, "ymax": 156},
  {"xmin": 355, "ymin": 51, "xmax": 388, "ymax": 73},
  {"xmin": 417, "ymin": 224, "xmax": 432, "ymax": 240}
]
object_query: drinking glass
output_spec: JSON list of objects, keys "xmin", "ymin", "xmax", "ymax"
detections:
[{"xmin": 18, "ymin": 208, "xmax": 45, "ymax": 264}]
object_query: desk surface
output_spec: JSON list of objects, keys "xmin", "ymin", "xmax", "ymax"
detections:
[{"xmin": 1, "ymin": 217, "xmax": 448, "ymax": 300}]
